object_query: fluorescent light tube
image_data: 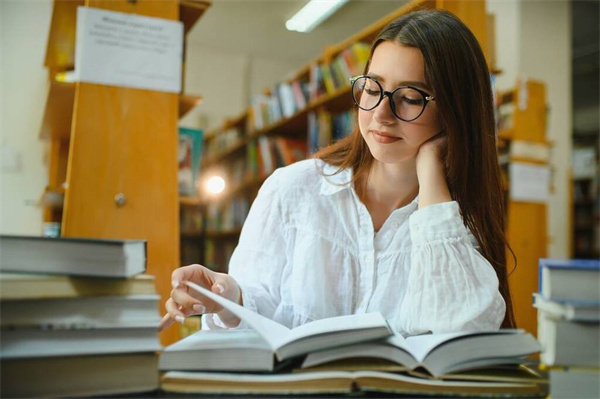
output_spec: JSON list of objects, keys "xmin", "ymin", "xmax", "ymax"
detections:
[{"xmin": 286, "ymin": 0, "xmax": 350, "ymax": 33}]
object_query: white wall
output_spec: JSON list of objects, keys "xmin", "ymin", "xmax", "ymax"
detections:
[
  {"xmin": 1, "ymin": 0, "xmax": 51, "ymax": 235},
  {"xmin": 488, "ymin": 0, "xmax": 572, "ymax": 258},
  {"xmin": 180, "ymin": 42, "xmax": 298, "ymax": 131}
]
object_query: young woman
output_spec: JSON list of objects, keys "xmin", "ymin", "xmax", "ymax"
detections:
[{"xmin": 159, "ymin": 9, "xmax": 516, "ymax": 335}]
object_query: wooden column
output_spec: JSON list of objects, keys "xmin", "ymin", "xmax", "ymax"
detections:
[{"xmin": 61, "ymin": 0, "xmax": 180, "ymax": 345}]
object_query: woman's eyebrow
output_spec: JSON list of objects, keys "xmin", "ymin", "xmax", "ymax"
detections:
[{"xmin": 367, "ymin": 73, "xmax": 432, "ymax": 92}]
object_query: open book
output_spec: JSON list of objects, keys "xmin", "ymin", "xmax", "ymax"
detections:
[
  {"xmin": 181, "ymin": 282, "xmax": 392, "ymax": 362},
  {"xmin": 301, "ymin": 329, "xmax": 541, "ymax": 377},
  {"xmin": 161, "ymin": 283, "xmax": 541, "ymax": 376}
]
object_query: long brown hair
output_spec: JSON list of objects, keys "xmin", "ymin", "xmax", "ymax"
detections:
[{"xmin": 316, "ymin": 9, "xmax": 516, "ymax": 328}]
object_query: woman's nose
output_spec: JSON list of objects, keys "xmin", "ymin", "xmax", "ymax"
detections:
[{"xmin": 372, "ymin": 94, "xmax": 396, "ymax": 124}]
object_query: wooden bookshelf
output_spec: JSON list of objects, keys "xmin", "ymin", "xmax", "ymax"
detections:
[
  {"xmin": 497, "ymin": 79, "xmax": 550, "ymax": 336},
  {"xmin": 40, "ymin": 0, "xmax": 211, "ymax": 347}
]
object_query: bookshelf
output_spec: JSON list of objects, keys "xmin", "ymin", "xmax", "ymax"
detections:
[
  {"xmin": 39, "ymin": 0, "xmax": 211, "ymax": 346},
  {"xmin": 184, "ymin": 0, "xmax": 497, "ymax": 273},
  {"xmin": 571, "ymin": 144, "xmax": 599, "ymax": 259},
  {"xmin": 496, "ymin": 79, "xmax": 550, "ymax": 336}
]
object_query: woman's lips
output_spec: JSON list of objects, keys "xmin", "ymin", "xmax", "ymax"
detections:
[{"xmin": 371, "ymin": 130, "xmax": 402, "ymax": 144}]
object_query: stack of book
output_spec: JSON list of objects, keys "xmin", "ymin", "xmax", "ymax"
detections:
[
  {"xmin": 0, "ymin": 235, "xmax": 161, "ymax": 397},
  {"xmin": 535, "ymin": 258, "xmax": 600, "ymax": 399},
  {"xmin": 159, "ymin": 282, "xmax": 548, "ymax": 396}
]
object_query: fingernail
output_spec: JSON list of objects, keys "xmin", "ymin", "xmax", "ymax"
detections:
[
  {"xmin": 172, "ymin": 280, "xmax": 179, "ymax": 289},
  {"xmin": 193, "ymin": 304, "xmax": 206, "ymax": 314},
  {"xmin": 175, "ymin": 315, "xmax": 185, "ymax": 324},
  {"xmin": 215, "ymin": 284, "xmax": 224, "ymax": 294}
]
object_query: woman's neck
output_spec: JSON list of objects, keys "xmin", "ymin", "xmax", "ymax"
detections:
[{"xmin": 358, "ymin": 160, "xmax": 419, "ymax": 231}]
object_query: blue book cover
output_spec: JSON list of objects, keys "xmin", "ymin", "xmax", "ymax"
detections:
[
  {"xmin": 538, "ymin": 258, "xmax": 600, "ymax": 295},
  {"xmin": 178, "ymin": 127, "xmax": 203, "ymax": 196}
]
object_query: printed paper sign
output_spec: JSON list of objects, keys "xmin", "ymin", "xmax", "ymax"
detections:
[
  {"xmin": 509, "ymin": 162, "xmax": 551, "ymax": 203},
  {"xmin": 75, "ymin": 6, "xmax": 183, "ymax": 93}
]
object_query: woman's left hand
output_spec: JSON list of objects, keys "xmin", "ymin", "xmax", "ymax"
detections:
[
  {"xmin": 415, "ymin": 130, "xmax": 447, "ymax": 175},
  {"xmin": 415, "ymin": 131, "xmax": 452, "ymax": 209}
]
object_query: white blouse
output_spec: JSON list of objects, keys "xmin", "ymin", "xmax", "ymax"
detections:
[{"xmin": 203, "ymin": 159, "xmax": 505, "ymax": 335}]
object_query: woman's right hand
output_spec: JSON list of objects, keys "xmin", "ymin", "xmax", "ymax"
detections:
[{"xmin": 158, "ymin": 264, "xmax": 242, "ymax": 332}]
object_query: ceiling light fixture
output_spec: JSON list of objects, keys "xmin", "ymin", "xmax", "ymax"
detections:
[{"xmin": 286, "ymin": 0, "xmax": 350, "ymax": 33}]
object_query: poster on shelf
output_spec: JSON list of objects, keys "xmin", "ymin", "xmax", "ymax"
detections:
[
  {"xmin": 509, "ymin": 162, "xmax": 551, "ymax": 203},
  {"xmin": 75, "ymin": 6, "xmax": 183, "ymax": 93}
]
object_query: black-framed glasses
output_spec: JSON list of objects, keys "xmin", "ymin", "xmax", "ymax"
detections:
[{"xmin": 350, "ymin": 75, "xmax": 435, "ymax": 122}]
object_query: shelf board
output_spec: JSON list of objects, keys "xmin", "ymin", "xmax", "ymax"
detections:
[
  {"xmin": 180, "ymin": 0, "xmax": 211, "ymax": 34},
  {"xmin": 40, "ymin": 80, "xmax": 202, "ymax": 140},
  {"xmin": 44, "ymin": 0, "xmax": 211, "ymax": 71},
  {"xmin": 181, "ymin": 230, "xmax": 203, "ymax": 237},
  {"xmin": 179, "ymin": 94, "xmax": 203, "ymax": 119},
  {"xmin": 205, "ymin": 111, "xmax": 248, "ymax": 141},
  {"xmin": 205, "ymin": 228, "xmax": 242, "ymax": 238},
  {"xmin": 179, "ymin": 196, "xmax": 201, "ymax": 207}
]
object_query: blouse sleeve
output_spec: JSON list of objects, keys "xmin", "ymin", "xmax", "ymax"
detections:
[
  {"xmin": 399, "ymin": 201, "xmax": 506, "ymax": 335},
  {"xmin": 202, "ymin": 169, "xmax": 288, "ymax": 330}
]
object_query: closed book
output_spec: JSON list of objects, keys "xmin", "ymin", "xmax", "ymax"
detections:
[
  {"xmin": 0, "ymin": 272, "xmax": 156, "ymax": 300},
  {"xmin": 538, "ymin": 311, "xmax": 599, "ymax": 367},
  {"xmin": 0, "ymin": 235, "xmax": 146, "ymax": 278},
  {"xmin": 1, "ymin": 326, "xmax": 161, "ymax": 359},
  {"xmin": 549, "ymin": 366, "xmax": 600, "ymax": 399},
  {"xmin": 1, "ymin": 294, "xmax": 161, "ymax": 329},
  {"xmin": 539, "ymin": 258, "xmax": 600, "ymax": 302},
  {"xmin": 1, "ymin": 352, "xmax": 158, "ymax": 398},
  {"xmin": 533, "ymin": 293, "xmax": 600, "ymax": 322},
  {"xmin": 161, "ymin": 370, "xmax": 545, "ymax": 397}
]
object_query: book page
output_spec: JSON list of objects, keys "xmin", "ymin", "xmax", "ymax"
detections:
[
  {"xmin": 404, "ymin": 330, "xmax": 522, "ymax": 362},
  {"xmin": 282, "ymin": 313, "xmax": 389, "ymax": 346},
  {"xmin": 185, "ymin": 282, "xmax": 289, "ymax": 349}
]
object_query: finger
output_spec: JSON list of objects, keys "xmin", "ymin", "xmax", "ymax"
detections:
[
  {"xmin": 158, "ymin": 313, "xmax": 174, "ymax": 332},
  {"xmin": 172, "ymin": 264, "xmax": 214, "ymax": 288},
  {"xmin": 171, "ymin": 288, "xmax": 209, "ymax": 314},
  {"xmin": 165, "ymin": 297, "xmax": 187, "ymax": 324}
]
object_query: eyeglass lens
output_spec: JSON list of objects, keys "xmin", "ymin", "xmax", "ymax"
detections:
[{"xmin": 352, "ymin": 76, "xmax": 427, "ymax": 121}]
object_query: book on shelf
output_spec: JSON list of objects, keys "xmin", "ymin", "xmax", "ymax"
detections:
[
  {"xmin": 178, "ymin": 127, "xmax": 203, "ymax": 196},
  {"xmin": 161, "ymin": 369, "xmax": 546, "ymax": 396},
  {"xmin": 274, "ymin": 137, "xmax": 308, "ymax": 166},
  {"xmin": 0, "ymin": 235, "xmax": 146, "ymax": 278},
  {"xmin": 320, "ymin": 62, "xmax": 337, "ymax": 95},
  {"xmin": 1, "ymin": 352, "xmax": 159, "ymax": 398},
  {"xmin": 0, "ymin": 272, "xmax": 156, "ymax": 300},
  {"xmin": 257, "ymin": 136, "xmax": 275, "ymax": 175},
  {"xmin": 538, "ymin": 258, "xmax": 600, "ymax": 302}
]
